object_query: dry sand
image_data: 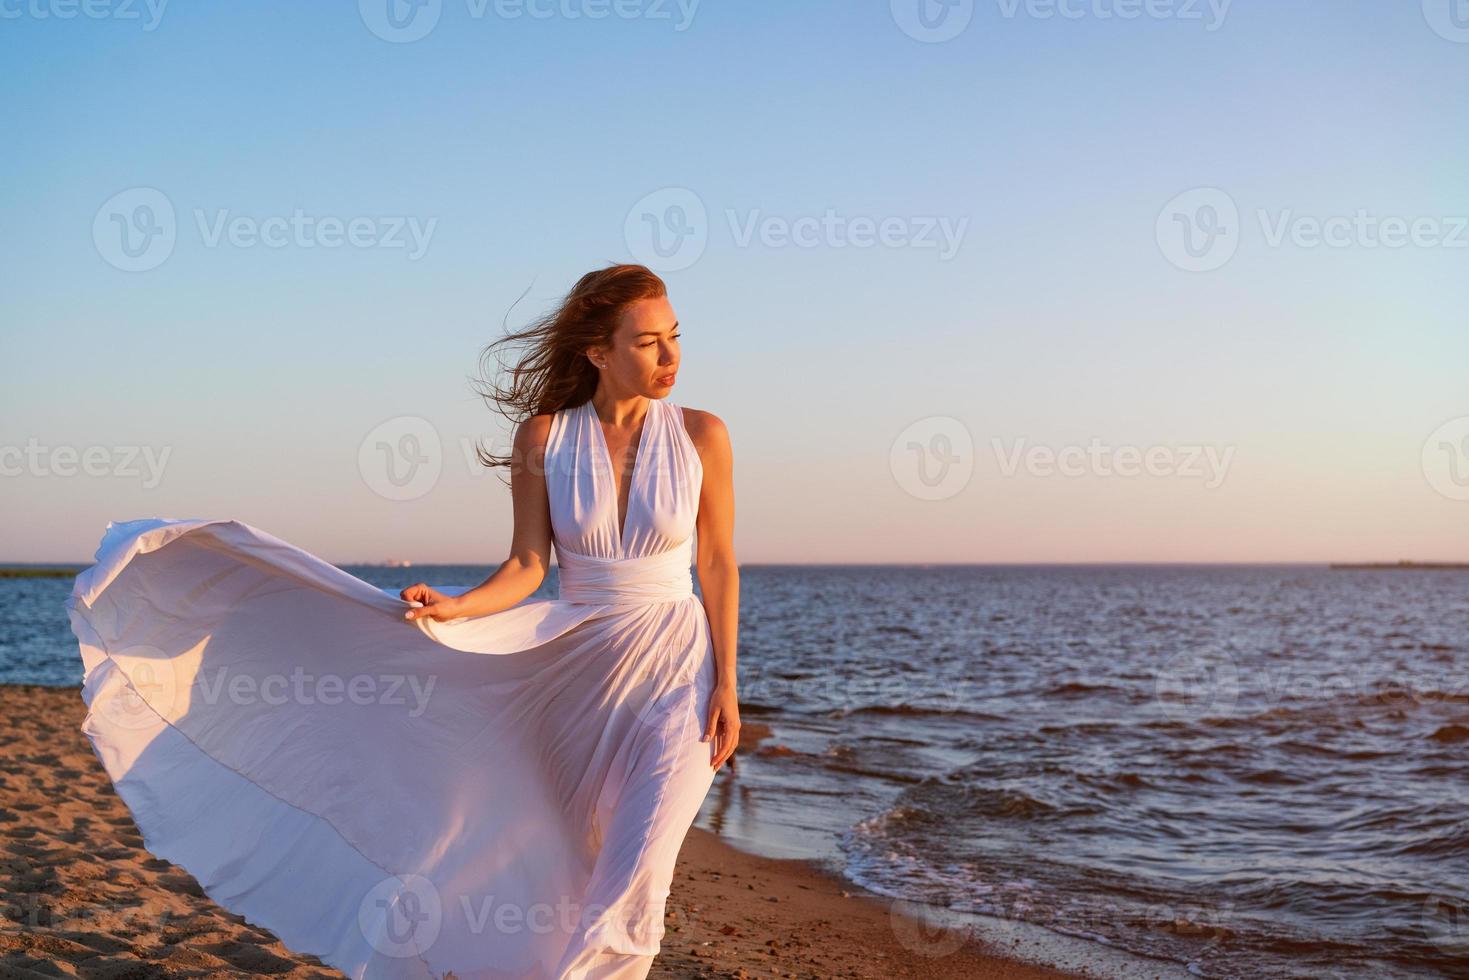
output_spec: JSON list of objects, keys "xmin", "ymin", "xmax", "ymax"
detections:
[{"xmin": 0, "ymin": 683, "xmax": 1086, "ymax": 980}]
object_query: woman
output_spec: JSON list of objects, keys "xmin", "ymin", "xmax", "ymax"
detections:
[{"xmin": 66, "ymin": 263, "xmax": 741, "ymax": 979}]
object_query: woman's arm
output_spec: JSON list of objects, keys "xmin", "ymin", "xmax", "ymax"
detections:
[
  {"xmin": 687, "ymin": 408, "xmax": 740, "ymax": 770},
  {"xmin": 403, "ymin": 415, "xmax": 554, "ymax": 622}
]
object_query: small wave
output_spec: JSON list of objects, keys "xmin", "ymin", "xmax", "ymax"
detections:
[
  {"xmin": 825, "ymin": 703, "xmax": 1005, "ymax": 721},
  {"xmin": 1357, "ymin": 687, "xmax": 1469, "ymax": 707},
  {"xmin": 939, "ymin": 786, "xmax": 1104, "ymax": 821},
  {"xmin": 814, "ymin": 745, "xmax": 930, "ymax": 784},
  {"xmin": 1074, "ymin": 770, "xmax": 1155, "ymax": 793},
  {"xmin": 1240, "ymin": 768, "xmax": 1308, "ymax": 786},
  {"xmin": 981, "ymin": 789, "xmax": 1065, "ymax": 819},
  {"xmin": 1429, "ymin": 723, "xmax": 1469, "ymax": 744},
  {"xmin": 1042, "ymin": 681, "xmax": 1122, "ymax": 697},
  {"xmin": 1037, "ymin": 721, "xmax": 1120, "ymax": 735},
  {"xmin": 1391, "ymin": 829, "xmax": 1469, "ymax": 856}
]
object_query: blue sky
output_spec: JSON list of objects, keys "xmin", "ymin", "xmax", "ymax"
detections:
[{"xmin": 3, "ymin": 1, "xmax": 1467, "ymax": 563}]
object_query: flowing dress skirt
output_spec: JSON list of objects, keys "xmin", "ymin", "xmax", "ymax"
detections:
[{"xmin": 67, "ymin": 517, "xmax": 718, "ymax": 980}]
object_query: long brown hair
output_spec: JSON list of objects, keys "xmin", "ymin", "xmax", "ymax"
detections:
[{"xmin": 471, "ymin": 263, "xmax": 668, "ymax": 471}]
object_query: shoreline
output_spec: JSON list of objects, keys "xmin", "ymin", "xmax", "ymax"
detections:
[
  {"xmin": 684, "ymin": 726, "xmax": 1193, "ymax": 980},
  {"xmin": 664, "ymin": 826, "xmax": 1095, "ymax": 979},
  {"xmin": 0, "ymin": 682, "xmax": 1101, "ymax": 979}
]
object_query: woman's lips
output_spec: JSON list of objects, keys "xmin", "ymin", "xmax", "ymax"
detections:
[{"xmin": 655, "ymin": 374, "xmax": 675, "ymax": 386}]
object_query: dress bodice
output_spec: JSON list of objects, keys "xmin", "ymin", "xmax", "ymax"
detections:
[{"xmin": 545, "ymin": 397, "xmax": 703, "ymax": 566}]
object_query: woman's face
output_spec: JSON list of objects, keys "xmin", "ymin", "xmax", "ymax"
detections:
[{"xmin": 592, "ymin": 296, "xmax": 681, "ymax": 398}]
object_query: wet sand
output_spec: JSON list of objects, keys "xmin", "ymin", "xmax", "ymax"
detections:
[{"xmin": 0, "ymin": 683, "xmax": 1087, "ymax": 979}]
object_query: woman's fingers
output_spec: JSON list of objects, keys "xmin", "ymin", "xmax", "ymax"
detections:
[
  {"xmin": 715, "ymin": 726, "xmax": 740, "ymax": 769},
  {"xmin": 401, "ymin": 584, "xmax": 437, "ymax": 621},
  {"xmin": 707, "ymin": 713, "xmax": 741, "ymax": 770}
]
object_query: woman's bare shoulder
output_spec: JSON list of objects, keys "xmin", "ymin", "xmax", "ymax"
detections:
[
  {"xmin": 678, "ymin": 406, "xmax": 730, "ymax": 455},
  {"xmin": 513, "ymin": 411, "xmax": 556, "ymax": 455}
]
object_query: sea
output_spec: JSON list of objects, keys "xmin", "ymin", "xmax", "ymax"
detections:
[{"xmin": 8, "ymin": 563, "xmax": 1466, "ymax": 979}]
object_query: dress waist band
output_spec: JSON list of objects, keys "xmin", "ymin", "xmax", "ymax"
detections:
[{"xmin": 555, "ymin": 539, "xmax": 695, "ymax": 605}]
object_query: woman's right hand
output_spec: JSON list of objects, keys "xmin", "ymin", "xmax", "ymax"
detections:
[{"xmin": 400, "ymin": 584, "xmax": 462, "ymax": 623}]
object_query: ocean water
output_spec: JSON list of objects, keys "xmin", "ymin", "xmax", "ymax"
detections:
[{"xmin": 12, "ymin": 563, "xmax": 1466, "ymax": 979}]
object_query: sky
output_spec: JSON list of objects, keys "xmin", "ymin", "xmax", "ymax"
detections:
[{"xmin": 2, "ymin": 0, "xmax": 1467, "ymax": 564}]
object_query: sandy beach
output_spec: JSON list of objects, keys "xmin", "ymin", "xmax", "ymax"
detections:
[{"xmin": 0, "ymin": 683, "xmax": 1087, "ymax": 980}]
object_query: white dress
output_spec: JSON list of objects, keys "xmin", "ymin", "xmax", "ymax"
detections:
[{"xmin": 65, "ymin": 396, "xmax": 718, "ymax": 980}]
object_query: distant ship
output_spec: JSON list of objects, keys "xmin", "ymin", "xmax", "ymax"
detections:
[{"xmin": 380, "ymin": 559, "xmax": 414, "ymax": 568}]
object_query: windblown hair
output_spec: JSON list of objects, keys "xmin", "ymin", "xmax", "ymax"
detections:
[{"xmin": 472, "ymin": 263, "xmax": 667, "ymax": 472}]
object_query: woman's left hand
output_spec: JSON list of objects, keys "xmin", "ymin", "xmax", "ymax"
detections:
[
  {"xmin": 400, "ymin": 584, "xmax": 462, "ymax": 622},
  {"xmin": 702, "ymin": 683, "xmax": 741, "ymax": 772}
]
